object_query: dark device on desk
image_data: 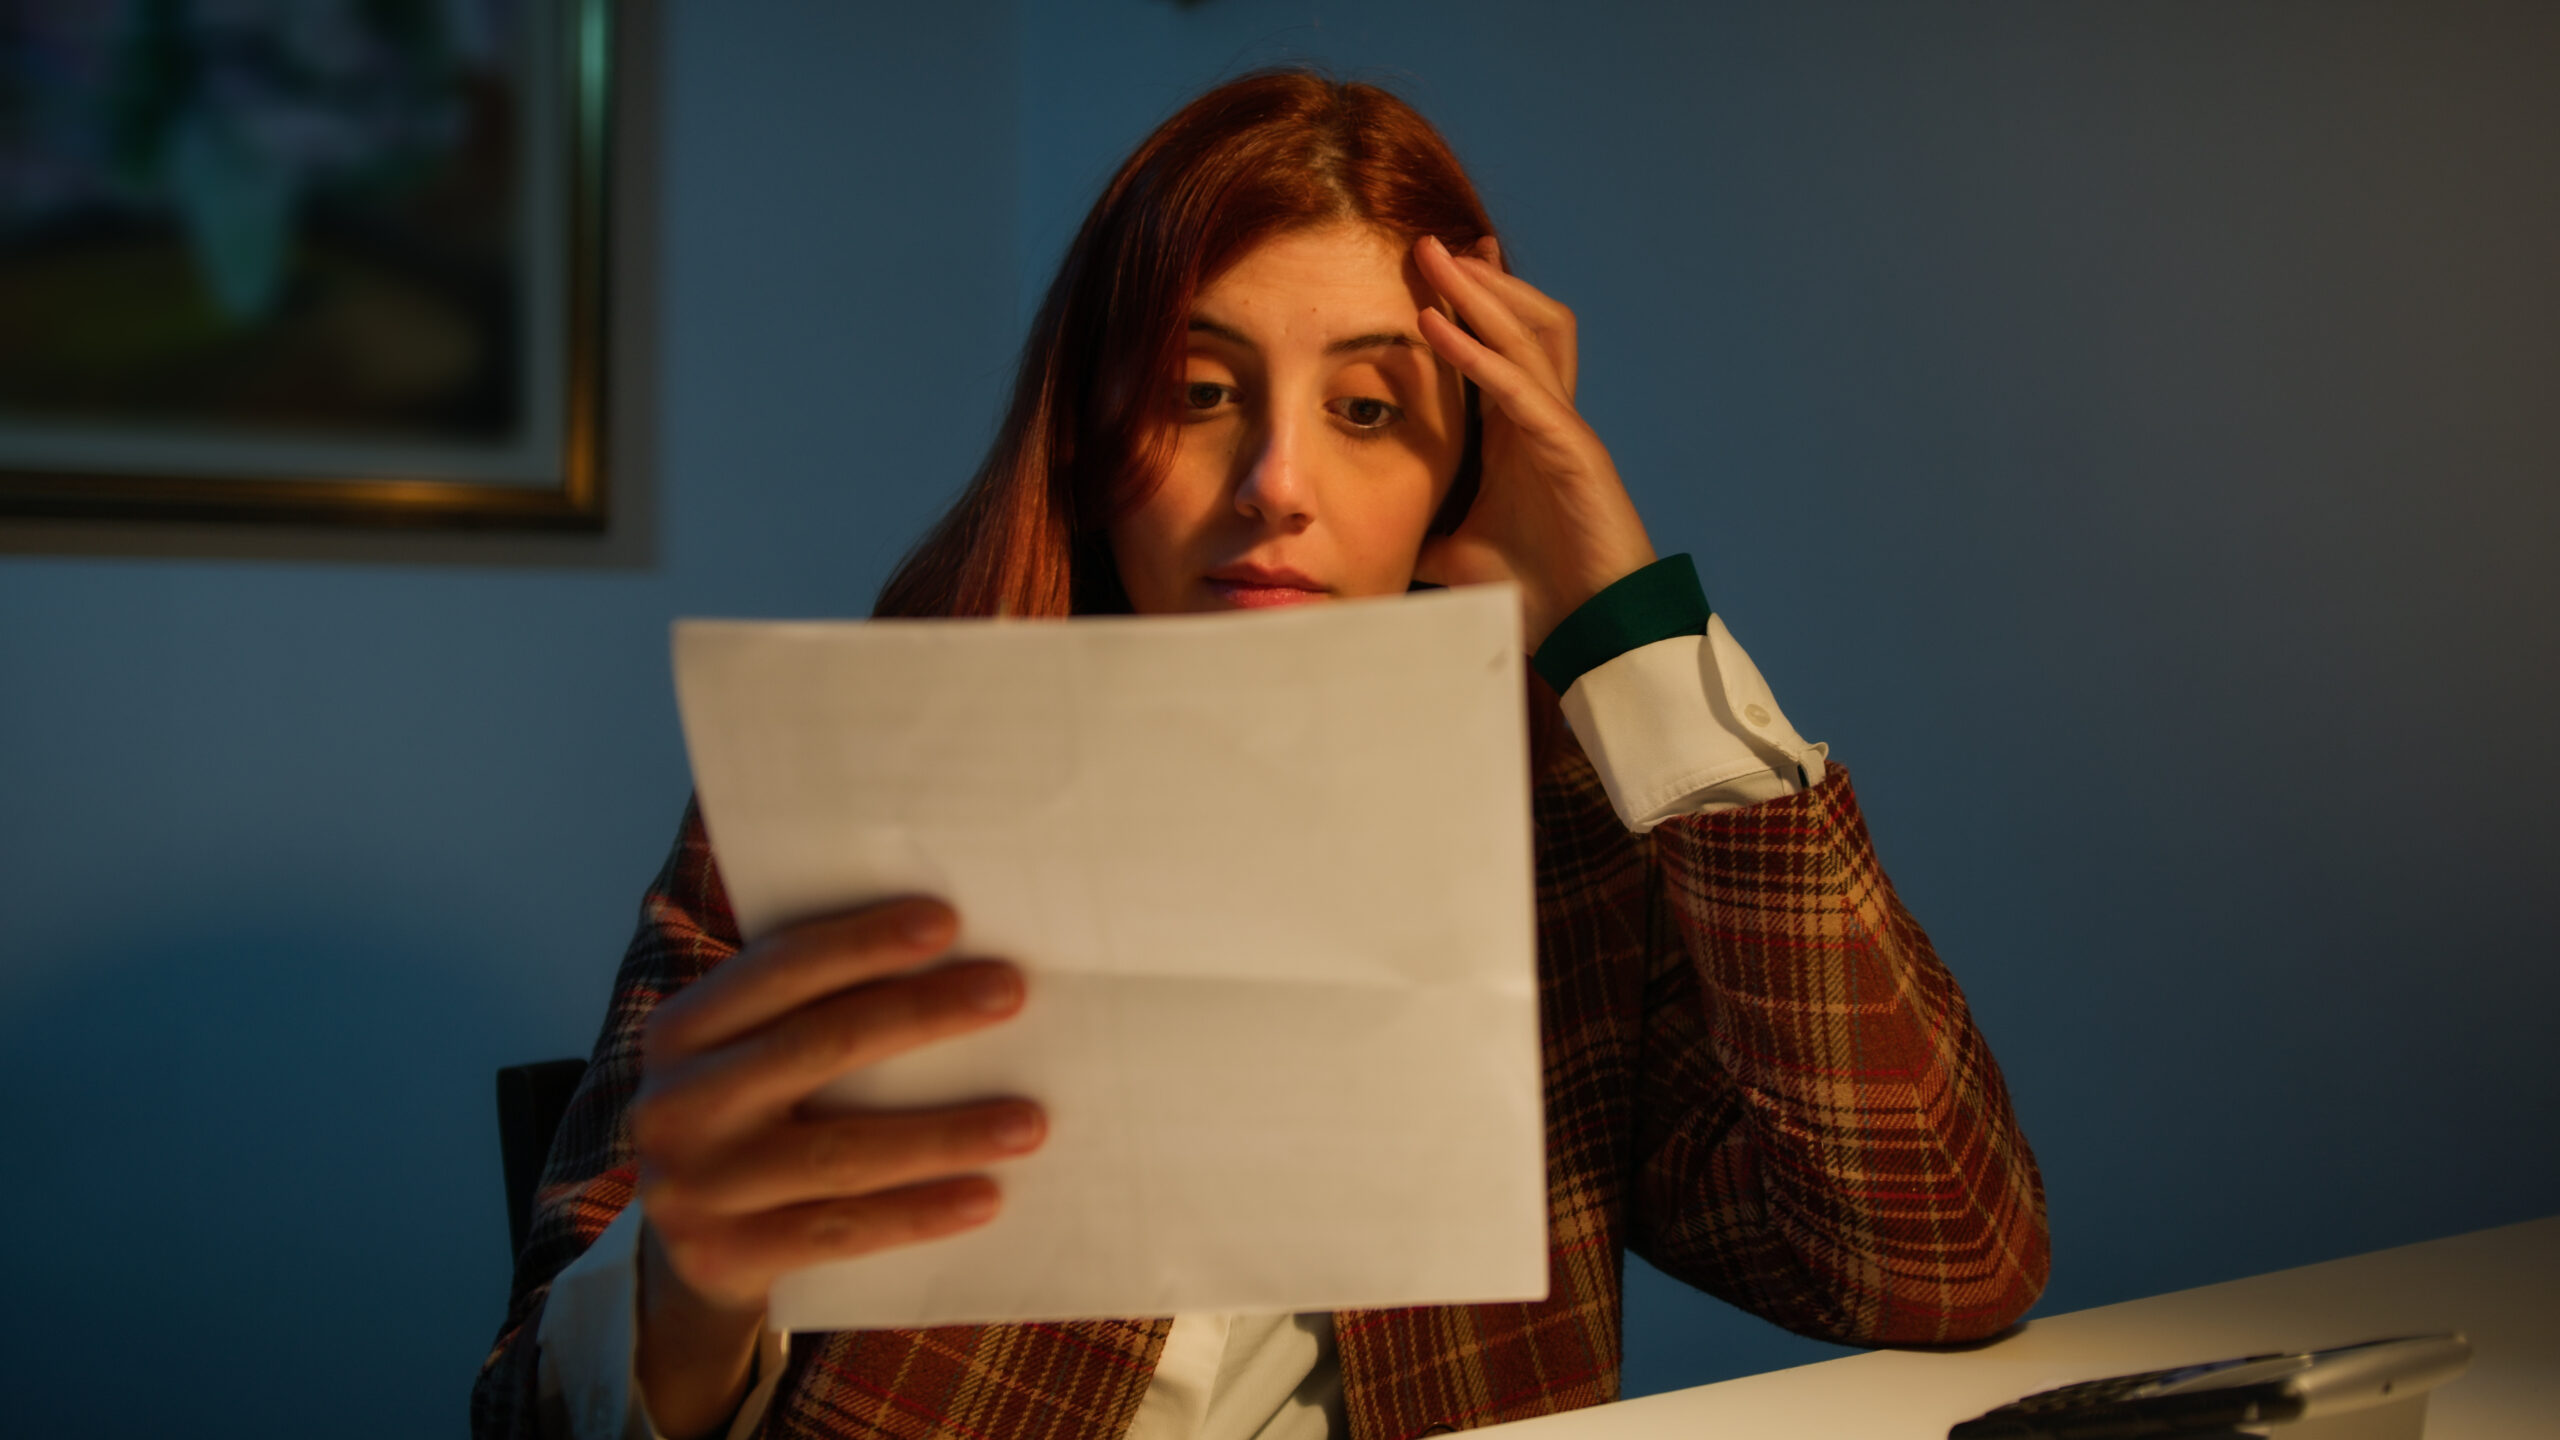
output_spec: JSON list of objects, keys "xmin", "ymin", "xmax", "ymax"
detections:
[{"xmin": 1948, "ymin": 1333, "xmax": 2471, "ymax": 1440}]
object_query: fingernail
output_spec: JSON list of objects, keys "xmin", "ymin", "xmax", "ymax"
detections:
[
  {"xmin": 966, "ymin": 965, "xmax": 1020, "ymax": 1013},
  {"xmin": 952, "ymin": 1185, "xmax": 999, "ymax": 1223},
  {"xmin": 991, "ymin": 1107, "xmax": 1042, "ymax": 1151},
  {"xmin": 901, "ymin": 907, "xmax": 950, "ymax": 947}
]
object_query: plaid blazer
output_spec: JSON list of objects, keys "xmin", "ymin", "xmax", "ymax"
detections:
[{"xmin": 475, "ymin": 750, "xmax": 2049, "ymax": 1440}]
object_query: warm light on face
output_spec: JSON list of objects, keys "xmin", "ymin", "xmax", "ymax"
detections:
[{"xmin": 1108, "ymin": 223, "xmax": 1469, "ymax": 616}]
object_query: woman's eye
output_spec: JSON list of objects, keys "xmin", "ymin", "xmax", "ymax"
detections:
[
  {"xmin": 1184, "ymin": 381, "xmax": 1232, "ymax": 412},
  {"xmin": 1331, "ymin": 396, "xmax": 1402, "ymax": 431}
]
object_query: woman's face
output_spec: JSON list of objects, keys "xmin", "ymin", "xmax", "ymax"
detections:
[{"xmin": 1109, "ymin": 222, "xmax": 1470, "ymax": 614}]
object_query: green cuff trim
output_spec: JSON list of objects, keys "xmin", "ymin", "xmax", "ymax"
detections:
[{"xmin": 1530, "ymin": 554, "xmax": 1711, "ymax": 694}]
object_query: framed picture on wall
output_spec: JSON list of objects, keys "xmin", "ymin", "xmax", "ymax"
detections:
[{"xmin": 0, "ymin": 0, "xmax": 612, "ymax": 529}]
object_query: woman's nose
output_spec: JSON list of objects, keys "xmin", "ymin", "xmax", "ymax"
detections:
[{"xmin": 1233, "ymin": 412, "xmax": 1315, "ymax": 530}]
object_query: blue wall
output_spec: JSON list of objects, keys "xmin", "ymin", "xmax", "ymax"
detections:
[
  {"xmin": 2, "ymin": 3, "xmax": 2553, "ymax": 1433},
  {"xmin": 0, "ymin": 3, "xmax": 1019, "ymax": 1431}
]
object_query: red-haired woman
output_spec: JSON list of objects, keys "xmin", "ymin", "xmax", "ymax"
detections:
[{"xmin": 475, "ymin": 69, "xmax": 2048, "ymax": 1440}]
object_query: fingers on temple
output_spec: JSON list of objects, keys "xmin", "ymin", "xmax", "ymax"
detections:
[
  {"xmin": 1417, "ymin": 306, "xmax": 1573, "ymax": 432},
  {"xmin": 1418, "ymin": 236, "xmax": 1569, "ymax": 396},
  {"xmin": 1474, "ymin": 265, "xmax": 1578, "ymax": 395},
  {"xmin": 646, "ymin": 899, "xmax": 962, "ymax": 1060},
  {"xmin": 1469, "ymin": 259, "xmax": 1576, "ymax": 348},
  {"xmin": 650, "ymin": 1100, "xmax": 1045, "ymax": 1221}
]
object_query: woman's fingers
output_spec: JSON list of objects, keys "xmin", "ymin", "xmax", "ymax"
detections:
[
  {"xmin": 652, "ymin": 1099, "xmax": 1046, "ymax": 1221},
  {"xmin": 740, "ymin": 960, "xmax": 1023, "ymax": 1108},
  {"xmin": 635, "ymin": 958, "xmax": 1025, "ymax": 1145},
  {"xmin": 1476, "ymin": 265, "xmax": 1579, "ymax": 398},
  {"xmin": 1454, "ymin": 236, "xmax": 1580, "ymax": 397},
  {"xmin": 1415, "ymin": 236, "xmax": 1563, "ymax": 399},
  {"xmin": 1416, "ymin": 235, "xmax": 1574, "ymax": 400},
  {"xmin": 652, "ymin": 1175, "xmax": 1004, "ymax": 1313},
  {"xmin": 646, "ymin": 898, "xmax": 960, "ymax": 1062},
  {"xmin": 1415, "ymin": 305, "xmax": 1583, "ymax": 444}
]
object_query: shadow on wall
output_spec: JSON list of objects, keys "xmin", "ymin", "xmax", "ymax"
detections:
[{"xmin": 0, "ymin": 919, "xmax": 527, "ymax": 1439}]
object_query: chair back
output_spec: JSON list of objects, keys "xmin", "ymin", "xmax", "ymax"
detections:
[{"xmin": 495, "ymin": 1058, "xmax": 590, "ymax": 1261}]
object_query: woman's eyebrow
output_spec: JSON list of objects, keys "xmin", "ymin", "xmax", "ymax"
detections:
[
  {"xmin": 1324, "ymin": 330, "xmax": 1425, "ymax": 356},
  {"xmin": 1184, "ymin": 317, "xmax": 1424, "ymax": 356},
  {"xmin": 1188, "ymin": 317, "xmax": 1255, "ymax": 348}
]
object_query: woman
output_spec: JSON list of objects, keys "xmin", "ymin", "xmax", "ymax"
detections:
[{"xmin": 474, "ymin": 69, "xmax": 2048, "ymax": 1440}]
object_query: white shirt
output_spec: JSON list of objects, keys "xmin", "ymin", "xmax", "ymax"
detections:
[{"xmin": 535, "ymin": 617, "xmax": 1824, "ymax": 1440}]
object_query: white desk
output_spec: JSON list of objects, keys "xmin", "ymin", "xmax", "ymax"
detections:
[{"xmin": 1480, "ymin": 1215, "xmax": 2559, "ymax": 1440}]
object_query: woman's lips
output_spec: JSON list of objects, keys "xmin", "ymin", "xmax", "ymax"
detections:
[
  {"xmin": 1205, "ymin": 565, "xmax": 1327, "ymax": 608},
  {"xmin": 1206, "ymin": 578, "xmax": 1327, "ymax": 608}
]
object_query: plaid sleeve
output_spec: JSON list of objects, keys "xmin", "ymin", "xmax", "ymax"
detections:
[
  {"xmin": 472, "ymin": 800, "xmax": 743, "ymax": 1439},
  {"xmin": 1626, "ymin": 764, "xmax": 2051, "ymax": 1345}
]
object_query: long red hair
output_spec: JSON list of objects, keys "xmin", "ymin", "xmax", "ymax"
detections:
[
  {"xmin": 872, "ymin": 69, "xmax": 1497, "ymax": 621},
  {"xmin": 872, "ymin": 70, "xmax": 1569, "ymax": 769}
]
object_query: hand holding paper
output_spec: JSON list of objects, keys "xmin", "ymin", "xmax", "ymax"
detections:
[
  {"xmin": 630, "ymin": 899, "xmax": 1044, "ymax": 1309},
  {"xmin": 622, "ymin": 899, "xmax": 1058, "ymax": 1433},
  {"xmin": 668, "ymin": 585, "xmax": 1547, "ymax": 1331}
]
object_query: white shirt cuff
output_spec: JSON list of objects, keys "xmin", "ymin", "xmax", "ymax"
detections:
[
  {"xmin": 1558, "ymin": 614, "xmax": 1828, "ymax": 833},
  {"xmin": 536, "ymin": 1206, "xmax": 790, "ymax": 1440}
]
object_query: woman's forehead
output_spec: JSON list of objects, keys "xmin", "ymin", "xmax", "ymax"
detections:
[{"xmin": 1190, "ymin": 223, "xmax": 1437, "ymax": 351}]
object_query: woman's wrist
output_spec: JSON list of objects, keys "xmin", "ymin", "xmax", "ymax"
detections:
[
  {"xmin": 1518, "ymin": 533, "xmax": 1661, "ymax": 652},
  {"xmin": 636, "ymin": 1218, "xmax": 768, "ymax": 1440},
  {"xmin": 1530, "ymin": 553, "xmax": 1711, "ymax": 694}
]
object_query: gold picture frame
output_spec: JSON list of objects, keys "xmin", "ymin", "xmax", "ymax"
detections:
[{"xmin": 0, "ymin": 0, "xmax": 612, "ymax": 529}]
